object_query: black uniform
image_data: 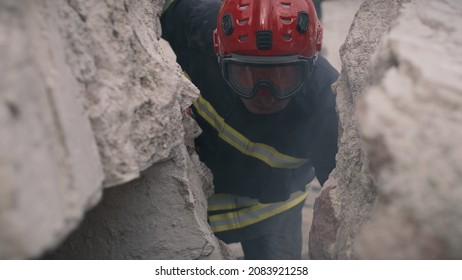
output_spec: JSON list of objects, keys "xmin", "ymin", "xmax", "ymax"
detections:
[{"xmin": 161, "ymin": 0, "xmax": 339, "ymax": 259}]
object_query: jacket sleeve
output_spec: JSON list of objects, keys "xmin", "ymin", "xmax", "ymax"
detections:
[
  {"xmin": 160, "ymin": 0, "xmax": 220, "ymax": 73},
  {"xmin": 310, "ymin": 57, "xmax": 339, "ymax": 186}
]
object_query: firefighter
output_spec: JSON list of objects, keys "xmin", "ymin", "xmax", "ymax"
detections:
[{"xmin": 161, "ymin": 0, "xmax": 339, "ymax": 259}]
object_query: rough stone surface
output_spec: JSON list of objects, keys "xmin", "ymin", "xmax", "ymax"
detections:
[
  {"xmin": 0, "ymin": 0, "xmax": 104, "ymax": 259},
  {"xmin": 309, "ymin": 0, "xmax": 411, "ymax": 259},
  {"xmin": 47, "ymin": 144, "xmax": 222, "ymax": 260},
  {"xmin": 1, "ymin": 0, "xmax": 224, "ymax": 259},
  {"xmin": 310, "ymin": 0, "xmax": 462, "ymax": 259},
  {"xmin": 54, "ymin": 0, "xmax": 196, "ymax": 186},
  {"xmin": 356, "ymin": 0, "xmax": 462, "ymax": 259},
  {"xmin": 308, "ymin": 186, "xmax": 338, "ymax": 259}
]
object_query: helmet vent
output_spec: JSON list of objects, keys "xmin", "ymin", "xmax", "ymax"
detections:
[
  {"xmin": 296, "ymin": 11, "xmax": 309, "ymax": 33},
  {"xmin": 282, "ymin": 34, "xmax": 292, "ymax": 41},
  {"xmin": 281, "ymin": 2, "xmax": 291, "ymax": 8},
  {"xmin": 239, "ymin": 4, "xmax": 249, "ymax": 10},
  {"xmin": 256, "ymin": 30, "xmax": 273, "ymax": 50},
  {"xmin": 281, "ymin": 17, "xmax": 293, "ymax": 24},
  {"xmin": 238, "ymin": 18, "xmax": 249, "ymax": 25},
  {"xmin": 222, "ymin": 13, "xmax": 234, "ymax": 35}
]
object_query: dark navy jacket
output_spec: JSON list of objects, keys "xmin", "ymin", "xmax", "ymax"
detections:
[{"xmin": 161, "ymin": 0, "xmax": 339, "ymax": 203}]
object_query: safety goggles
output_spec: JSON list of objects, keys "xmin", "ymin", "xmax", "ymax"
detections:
[{"xmin": 219, "ymin": 54, "xmax": 315, "ymax": 100}]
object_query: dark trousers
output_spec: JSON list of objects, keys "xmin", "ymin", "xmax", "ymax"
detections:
[{"xmin": 240, "ymin": 202, "xmax": 304, "ymax": 260}]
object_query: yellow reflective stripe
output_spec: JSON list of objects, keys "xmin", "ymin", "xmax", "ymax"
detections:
[
  {"xmin": 193, "ymin": 95, "xmax": 308, "ymax": 169},
  {"xmin": 208, "ymin": 190, "xmax": 308, "ymax": 233},
  {"xmin": 183, "ymin": 71, "xmax": 191, "ymax": 81},
  {"xmin": 208, "ymin": 194, "xmax": 259, "ymax": 211}
]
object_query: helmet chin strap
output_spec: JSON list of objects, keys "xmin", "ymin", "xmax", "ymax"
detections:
[{"xmin": 313, "ymin": 52, "xmax": 319, "ymax": 66}]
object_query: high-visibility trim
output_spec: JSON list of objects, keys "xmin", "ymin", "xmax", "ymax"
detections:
[
  {"xmin": 183, "ymin": 71, "xmax": 191, "ymax": 81},
  {"xmin": 208, "ymin": 194, "xmax": 260, "ymax": 211},
  {"xmin": 208, "ymin": 190, "xmax": 308, "ymax": 233},
  {"xmin": 193, "ymin": 95, "xmax": 308, "ymax": 169}
]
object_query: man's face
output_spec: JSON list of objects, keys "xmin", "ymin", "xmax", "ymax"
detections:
[
  {"xmin": 240, "ymin": 86, "xmax": 291, "ymax": 114},
  {"xmin": 219, "ymin": 53, "xmax": 312, "ymax": 114}
]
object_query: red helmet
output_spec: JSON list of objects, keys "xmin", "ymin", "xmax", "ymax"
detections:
[
  {"xmin": 214, "ymin": 0, "xmax": 322, "ymax": 57},
  {"xmin": 213, "ymin": 0, "xmax": 323, "ymax": 100}
]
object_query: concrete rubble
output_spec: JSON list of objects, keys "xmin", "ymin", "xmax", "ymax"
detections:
[
  {"xmin": 310, "ymin": 0, "xmax": 462, "ymax": 259},
  {"xmin": 1, "ymin": 0, "xmax": 225, "ymax": 259}
]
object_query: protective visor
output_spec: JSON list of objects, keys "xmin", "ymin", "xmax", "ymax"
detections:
[{"xmin": 220, "ymin": 54, "xmax": 315, "ymax": 100}]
